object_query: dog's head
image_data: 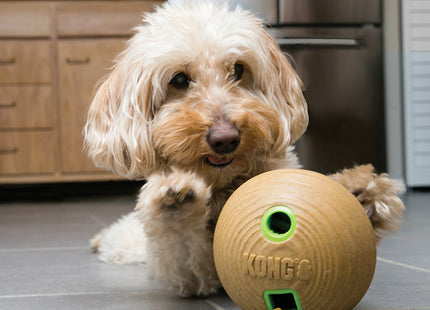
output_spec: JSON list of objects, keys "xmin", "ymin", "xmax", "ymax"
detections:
[{"xmin": 84, "ymin": 1, "xmax": 308, "ymax": 183}]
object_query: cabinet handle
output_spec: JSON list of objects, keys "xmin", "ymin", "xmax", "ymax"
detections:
[
  {"xmin": 0, "ymin": 101, "xmax": 17, "ymax": 108},
  {"xmin": 0, "ymin": 57, "xmax": 16, "ymax": 65},
  {"xmin": 66, "ymin": 57, "xmax": 90, "ymax": 65},
  {"xmin": 0, "ymin": 147, "xmax": 18, "ymax": 154}
]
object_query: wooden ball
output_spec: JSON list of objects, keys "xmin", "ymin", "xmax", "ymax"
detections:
[{"xmin": 213, "ymin": 169, "xmax": 376, "ymax": 310}]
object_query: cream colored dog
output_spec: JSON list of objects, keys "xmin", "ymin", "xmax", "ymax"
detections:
[{"xmin": 84, "ymin": 1, "xmax": 405, "ymax": 297}]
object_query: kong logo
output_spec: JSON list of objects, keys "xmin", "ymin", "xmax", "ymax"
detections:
[{"xmin": 243, "ymin": 252, "xmax": 312, "ymax": 281}]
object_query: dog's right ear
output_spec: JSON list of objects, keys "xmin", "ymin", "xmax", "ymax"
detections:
[{"xmin": 84, "ymin": 44, "xmax": 158, "ymax": 179}]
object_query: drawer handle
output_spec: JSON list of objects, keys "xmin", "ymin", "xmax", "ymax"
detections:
[
  {"xmin": 0, "ymin": 101, "xmax": 17, "ymax": 108},
  {"xmin": 66, "ymin": 57, "xmax": 90, "ymax": 65},
  {"xmin": 0, "ymin": 147, "xmax": 18, "ymax": 154},
  {"xmin": 0, "ymin": 57, "xmax": 16, "ymax": 65}
]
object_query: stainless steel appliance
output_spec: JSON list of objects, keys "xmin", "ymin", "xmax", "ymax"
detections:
[{"xmin": 238, "ymin": 0, "xmax": 385, "ymax": 174}]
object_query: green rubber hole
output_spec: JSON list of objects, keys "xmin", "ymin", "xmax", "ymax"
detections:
[
  {"xmin": 260, "ymin": 206, "xmax": 297, "ymax": 242},
  {"xmin": 263, "ymin": 288, "xmax": 303, "ymax": 310}
]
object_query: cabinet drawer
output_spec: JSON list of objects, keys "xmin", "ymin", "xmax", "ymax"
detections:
[
  {"xmin": 0, "ymin": 131, "xmax": 55, "ymax": 175},
  {"xmin": 56, "ymin": 1, "xmax": 162, "ymax": 37},
  {"xmin": 0, "ymin": 86, "xmax": 54, "ymax": 129},
  {"xmin": 0, "ymin": 41, "xmax": 52, "ymax": 83},
  {"xmin": 0, "ymin": 2, "xmax": 52, "ymax": 37}
]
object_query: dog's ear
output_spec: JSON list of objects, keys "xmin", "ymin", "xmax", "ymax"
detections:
[
  {"xmin": 260, "ymin": 33, "xmax": 309, "ymax": 145},
  {"xmin": 84, "ymin": 44, "xmax": 158, "ymax": 179}
]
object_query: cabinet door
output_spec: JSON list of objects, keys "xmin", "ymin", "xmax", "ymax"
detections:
[{"xmin": 58, "ymin": 39, "xmax": 125, "ymax": 173}]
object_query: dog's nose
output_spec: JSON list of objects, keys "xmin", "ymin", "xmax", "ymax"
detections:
[{"xmin": 207, "ymin": 120, "xmax": 240, "ymax": 154}]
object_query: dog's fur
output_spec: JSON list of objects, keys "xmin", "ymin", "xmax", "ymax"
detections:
[{"xmin": 84, "ymin": 1, "xmax": 405, "ymax": 297}]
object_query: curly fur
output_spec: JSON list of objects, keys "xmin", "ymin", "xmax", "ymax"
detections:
[
  {"xmin": 85, "ymin": 1, "xmax": 405, "ymax": 297},
  {"xmin": 330, "ymin": 164, "xmax": 405, "ymax": 243}
]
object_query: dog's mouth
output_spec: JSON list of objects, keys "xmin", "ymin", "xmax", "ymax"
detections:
[{"xmin": 206, "ymin": 155, "xmax": 234, "ymax": 168}]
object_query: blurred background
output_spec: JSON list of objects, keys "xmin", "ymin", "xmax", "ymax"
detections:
[
  {"xmin": 238, "ymin": 0, "xmax": 428, "ymax": 187},
  {"xmin": 1, "ymin": 0, "xmax": 429, "ymax": 192}
]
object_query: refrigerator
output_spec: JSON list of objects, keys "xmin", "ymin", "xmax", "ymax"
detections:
[{"xmin": 240, "ymin": 0, "xmax": 385, "ymax": 175}]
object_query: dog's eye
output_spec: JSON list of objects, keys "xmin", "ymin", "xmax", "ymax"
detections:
[
  {"xmin": 169, "ymin": 72, "xmax": 190, "ymax": 89},
  {"xmin": 233, "ymin": 63, "xmax": 244, "ymax": 80}
]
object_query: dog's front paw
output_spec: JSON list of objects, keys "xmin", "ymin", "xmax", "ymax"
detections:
[
  {"xmin": 135, "ymin": 168, "xmax": 218, "ymax": 296},
  {"xmin": 330, "ymin": 164, "xmax": 405, "ymax": 243},
  {"xmin": 159, "ymin": 185, "xmax": 198, "ymax": 213},
  {"xmin": 136, "ymin": 167, "xmax": 211, "ymax": 226}
]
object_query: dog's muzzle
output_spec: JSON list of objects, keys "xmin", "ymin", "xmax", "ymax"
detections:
[{"xmin": 206, "ymin": 119, "xmax": 240, "ymax": 167}]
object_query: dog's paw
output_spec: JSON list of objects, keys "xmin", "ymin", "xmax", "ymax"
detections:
[
  {"xmin": 90, "ymin": 228, "xmax": 107, "ymax": 253},
  {"xmin": 136, "ymin": 167, "xmax": 211, "ymax": 224},
  {"xmin": 330, "ymin": 164, "xmax": 405, "ymax": 243},
  {"xmin": 159, "ymin": 185, "xmax": 198, "ymax": 213}
]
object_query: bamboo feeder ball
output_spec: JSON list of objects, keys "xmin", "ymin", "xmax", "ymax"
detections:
[{"xmin": 213, "ymin": 169, "xmax": 376, "ymax": 310}]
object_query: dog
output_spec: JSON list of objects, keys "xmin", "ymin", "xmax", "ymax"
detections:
[{"xmin": 84, "ymin": 1, "xmax": 405, "ymax": 297}]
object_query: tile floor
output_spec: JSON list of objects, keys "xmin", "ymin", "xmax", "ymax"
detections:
[{"xmin": 0, "ymin": 187, "xmax": 429, "ymax": 310}]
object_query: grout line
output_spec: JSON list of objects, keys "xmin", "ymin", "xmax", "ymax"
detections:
[
  {"xmin": 0, "ymin": 290, "xmax": 148, "ymax": 299},
  {"xmin": 377, "ymin": 256, "xmax": 430, "ymax": 274},
  {"xmin": 86, "ymin": 213, "xmax": 108, "ymax": 227},
  {"xmin": 0, "ymin": 246, "xmax": 88, "ymax": 253},
  {"xmin": 205, "ymin": 299, "xmax": 225, "ymax": 310},
  {"xmin": 0, "ymin": 291, "xmax": 113, "ymax": 299}
]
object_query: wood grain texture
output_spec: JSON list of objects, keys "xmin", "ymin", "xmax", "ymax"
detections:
[
  {"xmin": 0, "ymin": 86, "xmax": 54, "ymax": 129},
  {"xmin": 0, "ymin": 41, "xmax": 52, "ymax": 83},
  {"xmin": 0, "ymin": 2, "xmax": 52, "ymax": 37},
  {"xmin": 0, "ymin": 131, "xmax": 55, "ymax": 175},
  {"xmin": 58, "ymin": 39, "xmax": 125, "ymax": 173},
  {"xmin": 56, "ymin": 1, "xmax": 162, "ymax": 37}
]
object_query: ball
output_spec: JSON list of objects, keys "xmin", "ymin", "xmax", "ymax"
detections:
[{"xmin": 213, "ymin": 169, "xmax": 376, "ymax": 310}]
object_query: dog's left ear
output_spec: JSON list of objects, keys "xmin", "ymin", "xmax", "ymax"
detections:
[
  {"xmin": 261, "ymin": 33, "xmax": 309, "ymax": 144},
  {"xmin": 84, "ymin": 39, "xmax": 159, "ymax": 179}
]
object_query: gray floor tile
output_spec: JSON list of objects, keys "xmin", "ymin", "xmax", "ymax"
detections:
[
  {"xmin": 80, "ymin": 199, "xmax": 136, "ymax": 227},
  {"xmin": 0, "ymin": 206, "xmax": 97, "ymax": 249},
  {"xmin": 377, "ymin": 237, "xmax": 430, "ymax": 271},
  {"xmin": 403, "ymin": 192, "xmax": 430, "ymax": 220},
  {"xmin": 356, "ymin": 259, "xmax": 430, "ymax": 309},
  {"xmin": 209, "ymin": 292, "xmax": 240, "ymax": 309},
  {"xmin": 0, "ymin": 249, "xmax": 158, "ymax": 296},
  {"xmin": 0, "ymin": 291, "xmax": 216, "ymax": 310},
  {"xmin": 0, "ymin": 200, "xmax": 134, "ymax": 250}
]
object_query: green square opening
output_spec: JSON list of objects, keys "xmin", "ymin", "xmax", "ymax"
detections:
[{"xmin": 263, "ymin": 288, "xmax": 302, "ymax": 310}]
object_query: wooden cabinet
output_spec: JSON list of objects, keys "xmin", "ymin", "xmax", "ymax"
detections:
[
  {"xmin": 0, "ymin": 1, "xmax": 163, "ymax": 183},
  {"xmin": 58, "ymin": 40, "xmax": 125, "ymax": 173},
  {"xmin": 0, "ymin": 26, "xmax": 55, "ymax": 181}
]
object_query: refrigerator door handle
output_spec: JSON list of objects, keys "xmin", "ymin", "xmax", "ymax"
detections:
[{"xmin": 277, "ymin": 37, "xmax": 365, "ymax": 48}]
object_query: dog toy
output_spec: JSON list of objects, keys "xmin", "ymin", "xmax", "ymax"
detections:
[{"xmin": 213, "ymin": 169, "xmax": 376, "ymax": 310}]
